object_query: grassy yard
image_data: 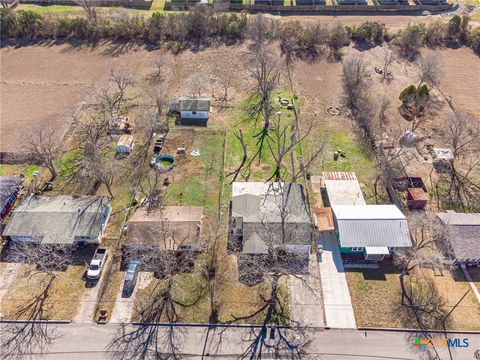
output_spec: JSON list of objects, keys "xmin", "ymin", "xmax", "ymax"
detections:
[
  {"xmin": 133, "ymin": 267, "xmax": 211, "ymax": 323},
  {"xmin": 346, "ymin": 263, "xmax": 480, "ymax": 330},
  {"xmin": 1, "ymin": 265, "xmax": 86, "ymax": 321},
  {"xmin": 163, "ymin": 128, "xmax": 225, "ymax": 221},
  {"xmin": 16, "ymin": 1, "xmax": 166, "ymax": 16},
  {"xmin": 224, "ymin": 93, "xmax": 300, "ymax": 183},
  {"xmin": 0, "ymin": 164, "xmax": 42, "ymax": 183},
  {"xmin": 304, "ymin": 119, "xmax": 378, "ymax": 203}
]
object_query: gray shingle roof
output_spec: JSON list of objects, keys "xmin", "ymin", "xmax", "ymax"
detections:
[
  {"xmin": 332, "ymin": 205, "xmax": 412, "ymax": 248},
  {"xmin": 232, "ymin": 183, "xmax": 313, "ymax": 253},
  {"xmin": 178, "ymin": 98, "xmax": 211, "ymax": 112},
  {"xmin": 436, "ymin": 212, "xmax": 480, "ymax": 260},
  {"xmin": 3, "ymin": 195, "xmax": 110, "ymax": 244}
]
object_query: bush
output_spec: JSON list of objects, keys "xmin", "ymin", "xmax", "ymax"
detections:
[
  {"xmin": 329, "ymin": 24, "xmax": 350, "ymax": 50},
  {"xmin": 470, "ymin": 27, "xmax": 480, "ymax": 55},
  {"xmin": 349, "ymin": 21, "xmax": 387, "ymax": 46},
  {"xmin": 396, "ymin": 23, "xmax": 425, "ymax": 60},
  {"xmin": 16, "ymin": 10, "xmax": 43, "ymax": 38},
  {"xmin": 144, "ymin": 12, "xmax": 164, "ymax": 43},
  {"xmin": 56, "ymin": 17, "xmax": 92, "ymax": 39},
  {"xmin": 425, "ymin": 20, "xmax": 446, "ymax": 47},
  {"xmin": 0, "ymin": 8, "xmax": 17, "ymax": 40}
]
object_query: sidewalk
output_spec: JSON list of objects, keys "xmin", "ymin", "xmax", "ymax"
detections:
[{"xmin": 318, "ymin": 233, "xmax": 356, "ymax": 328}]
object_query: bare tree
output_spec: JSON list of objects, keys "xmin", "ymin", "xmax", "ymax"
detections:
[
  {"xmin": 241, "ymin": 45, "xmax": 282, "ymax": 175},
  {"xmin": 0, "ymin": 243, "xmax": 74, "ymax": 359},
  {"xmin": 381, "ymin": 48, "xmax": 395, "ymax": 82},
  {"xmin": 342, "ymin": 55, "xmax": 370, "ymax": 110},
  {"xmin": 266, "ymin": 116, "xmax": 324, "ymax": 183},
  {"xmin": 247, "ymin": 15, "xmax": 277, "ymax": 48},
  {"xmin": 75, "ymin": 0, "xmax": 97, "ymax": 24},
  {"xmin": 377, "ymin": 94, "xmax": 391, "ymax": 126},
  {"xmin": 145, "ymin": 59, "xmax": 166, "ymax": 86},
  {"xmin": 96, "ymin": 68, "xmax": 134, "ymax": 117},
  {"xmin": 72, "ymin": 110, "xmax": 110, "ymax": 148},
  {"xmin": 393, "ymin": 214, "xmax": 457, "ymax": 359},
  {"xmin": 342, "ymin": 54, "xmax": 381, "ymax": 147},
  {"xmin": 213, "ymin": 64, "xmax": 234, "ymax": 105},
  {"xmin": 435, "ymin": 110, "xmax": 480, "ymax": 212},
  {"xmin": 184, "ymin": 73, "xmax": 209, "ymax": 98},
  {"xmin": 417, "ymin": 54, "xmax": 442, "ymax": 88},
  {"xmin": 23, "ymin": 126, "xmax": 60, "ymax": 181}
]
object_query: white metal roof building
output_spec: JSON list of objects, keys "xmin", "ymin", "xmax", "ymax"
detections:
[{"xmin": 332, "ymin": 204, "xmax": 412, "ymax": 259}]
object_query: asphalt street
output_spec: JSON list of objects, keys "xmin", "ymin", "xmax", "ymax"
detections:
[{"xmin": 11, "ymin": 323, "xmax": 479, "ymax": 359}]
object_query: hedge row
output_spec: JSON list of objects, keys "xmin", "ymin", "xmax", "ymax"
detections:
[{"xmin": 1, "ymin": 8, "xmax": 479, "ymax": 56}]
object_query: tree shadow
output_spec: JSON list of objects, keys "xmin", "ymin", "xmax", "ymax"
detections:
[{"xmin": 0, "ymin": 275, "xmax": 61, "ymax": 359}]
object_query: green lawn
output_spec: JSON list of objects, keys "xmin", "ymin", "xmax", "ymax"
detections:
[
  {"xmin": 17, "ymin": 4, "xmax": 83, "ymax": 14},
  {"xmin": 303, "ymin": 120, "xmax": 378, "ymax": 202},
  {"xmin": 224, "ymin": 92, "xmax": 300, "ymax": 183},
  {"xmin": 17, "ymin": 1, "xmax": 166, "ymax": 16},
  {"xmin": 0, "ymin": 164, "xmax": 41, "ymax": 183},
  {"xmin": 164, "ymin": 129, "xmax": 225, "ymax": 220}
]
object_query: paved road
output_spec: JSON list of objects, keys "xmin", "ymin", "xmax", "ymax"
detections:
[
  {"xmin": 9, "ymin": 323, "xmax": 479, "ymax": 359},
  {"xmin": 318, "ymin": 232, "xmax": 357, "ymax": 329}
]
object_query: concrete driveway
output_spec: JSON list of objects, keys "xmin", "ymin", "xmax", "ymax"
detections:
[
  {"xmin": 287, "ymin": 253, "xmax": 325, "ymax": 327},
  {"xmin": 318, "ymin": 232, "xmax": 356, "ymax": 329},
  {"xmin": 110, "ymin": 272, "xmax": 153, "ymax": 323}
]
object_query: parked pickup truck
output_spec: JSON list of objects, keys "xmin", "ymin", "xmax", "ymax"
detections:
[{"xmin": 87, "ymin": 248, "xmax": 108, "ymax": 280}]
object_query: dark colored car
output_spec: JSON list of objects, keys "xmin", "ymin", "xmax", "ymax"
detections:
[{"xmin": 122, "ymin": 260, "xmax": 140, "ymax": 297}]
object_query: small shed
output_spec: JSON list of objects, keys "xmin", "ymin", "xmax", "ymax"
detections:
[
  {"xmin": 177, "ymin": 97, "xmax": 211, "ymax": 127},
  {"xmin": 116, "ymin": 135, "xmax": 134, "ymax": 154},
  {"xmin": 406, "ymin": 188, "xmax": 428, "ymax": 210}
]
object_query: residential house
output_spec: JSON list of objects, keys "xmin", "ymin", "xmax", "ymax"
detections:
[
  {"xmin": 436, "ymin": 212, "xmax": 480, "ymax": 265},
  {"xmin": 3, "ymin": 195, "xmax": 111, "ymax": 244},
  {"xmin": 126, "ymin": 206, "xmax": 203, "ymax": 252},
  {"xmin": 332, "ymin": 204, "xmax": 412, "ymax": 261},
  {"xmin": 231, "ymin": 182, "xmax": 313, "ymax": 254},
  {"xmin": 0, "ymin": 176, "xmax": 23, "ymax": 222},
  {"xmin": 177, "ymin": 97, "xmax": 211, "ymax": 126}
]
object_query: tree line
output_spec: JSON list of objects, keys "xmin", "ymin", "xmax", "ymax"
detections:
[{"xmin": 1, "ymin": 7, "xmax": 479, "ymax": 56}]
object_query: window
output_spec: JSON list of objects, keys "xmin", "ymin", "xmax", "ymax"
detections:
[
  {"xmin": 388, "ymin": 247, "xmax": 396, "ymax": 252},
  {"xmin": 192, "ymin": 111, "xmax": 197, "ymax": 115},
  {"xmin": 352, "ymin": 247, "xmax": 363, "ymax": 252}
]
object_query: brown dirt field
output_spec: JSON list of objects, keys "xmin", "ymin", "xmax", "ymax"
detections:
[{"xmin": 0, "ymin": 43, "xmax": 251, "ymax": 153}]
